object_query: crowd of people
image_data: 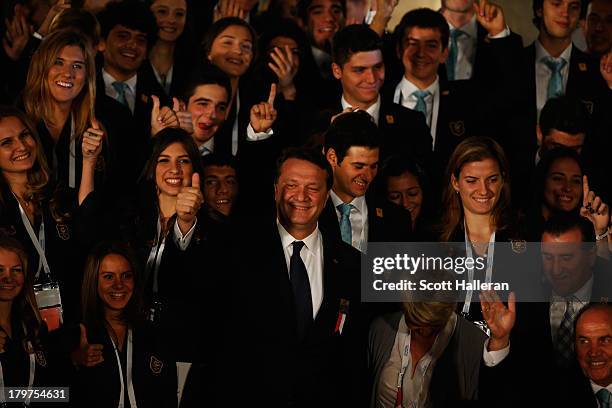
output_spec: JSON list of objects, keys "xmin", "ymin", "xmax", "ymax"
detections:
[{"xmin": 0, "ymin": 0, "xmax": 611, "ymax": 406}]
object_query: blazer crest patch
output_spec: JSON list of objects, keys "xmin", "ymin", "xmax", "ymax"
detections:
[
  {"xmin": 35, "ymin": 351, "xmax": 47, "ymax": 367},
  {"xmin": 141, "ymin": 94, "xmax": 149, "ymax": 104},
  {"xmin": 56, "ymin": 224, "xmax": 70, "ymax": 241},
  {"xmin": 150, "ymin": 355, "xmax": 163, "ymax": 374},
  {"xmin": 578, "ymin": 63, "xmax": 587, "ymax": 72},
  {"xmin": 376, "ymin": 208, "xmax": 383, "ymax": 218},
  {"xmin": 511, "ymin": 239, "xmax": 527, "ymax": 254},
  {"xmin": 385, "ymin": 115, "xmax": 394, "ymax": 124},
  {"xmin": 582, "ymin": 100, "xmax": 594, "ymax": 115},
  {"xmin": 449, "ymin": 121, "xmax": 465, "ymax": 137}
]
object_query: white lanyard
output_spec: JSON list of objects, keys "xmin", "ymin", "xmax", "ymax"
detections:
[
  {"xmin": 462, "ymin": 225, "xmax": 495, "ymax": 315},
  {"xmin": 69, "ymin": 114, "xmax": 76, "ymax": 189},
  {"xmin": 145, "ymin": 219, "xmax": 166, "ymax": 295},
  {"xmin": 110, "ymin": 328, "xmax": 137, "ymax": 408},
  {"xmin": 231, "ymin": 90, "xmax": 240, "ymax": 156},
  {"xmin": 0, "ymin": 341, "xmax": 36, "ymax": 406},
  {"xmin": 15, "ymin": 196, "xmax": 51, "ymax": 280},
  {"xmin": 396, "ymin": 331, "xmax": 433, "ymax": 408}
]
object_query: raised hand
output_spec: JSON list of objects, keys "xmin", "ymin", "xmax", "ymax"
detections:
[
  {"xmin": 176, "ymin": 173, "xmax": 203, "ymax": 233},
  {"xmin": 2, "ymin": 6, "xmax": 33, "ymax": 61},
  {"xmin": 82, "ymin": 118, "xmax": 104, "ymax": 162},
  {"xmin": 214, "ymin": 0, "xmax": 246, "ymax": 22},
  {"xmin": 580, "ymin": 175, "xmax": 610, "ymax": 236},
  {"xmin": 268, "ymin": 46, "xmax": 298, "ymax": 96},
  {"xmin": 71, "ymin": 324, "xmax": 104, "ymax": 367},
  {"xmin": 172, "ymin": 97, "xmax": 194, "ymax": 134},
  {"xmin": 369, "ymin": 0, "xmax": 399, "ymax": 35},
  {"xmin": 38, "ymin": 0, "xmax": 71, "ymax": 36},
  {"xmin": 473, "ymin": 0, "xmax": 506, "ymax": 37},
  {"xmin": 151, "ymin": 95, "xmax": 179, "ymax": 136},
  {"xmin": 249, "ymin": 83, "xmax": 278, "ymax": 133},
  {"xmin": 480, "ymin": 290, "xmax": 516, "ymax": 351},
  {"xmin": 600, "ymin": 52, "xmax": 612, "ymax": 88}
]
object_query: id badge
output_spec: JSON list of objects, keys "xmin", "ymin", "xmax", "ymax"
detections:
[{"xmin": 34, "ymin": 282, "xmax": 63, "ymax": 331}]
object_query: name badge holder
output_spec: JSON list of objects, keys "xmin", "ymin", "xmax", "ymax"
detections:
[
  {"xmin": 110, "ymin": 329, "xmax": 137, "ymax": 408},
  {"xmin": 461, "ymin": 225, "xmax": 495, "ymax": 336},
  {"xmin": 145, "ymin": 219, "xmax": 167, "ymax": 324},
  {"xmin": 15, "ymin": 196, "xmax": 63, "ymax": 331}
]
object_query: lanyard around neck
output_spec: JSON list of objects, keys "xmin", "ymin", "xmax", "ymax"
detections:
[
  {"xmin": 145, "ymin": 219, "xmax": 167, "ymax": 295},
  {"xmin": 14, "ymin": 194, "xmax": 51, "ymax": 280},
  {"xmin": 462, "ymin": 223, "xmax": 495, "ymax": 315},
  {"xmin": 0, "ymin": 339, "xmax": 36, "ymax": 406},
  {"xmin": 110, "ymin": 328, "xmax": 137, "ymax": 408}
]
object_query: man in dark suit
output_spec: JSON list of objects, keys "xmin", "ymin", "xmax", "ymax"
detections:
[
  {"xmin": 584, "ymin": 0, "xmax": 612, "ymax": 60},
  {"xmin": 571, "ymin": 303, "xmax": 612, "ymax": 408},
  {"xmin": 385, "ymin": 6, "xmax": 524, "ymax": 194},
  {"xmin": 311, "ymin": 24, "xmax": 432, "ymax": 165},
  {"xmin": 440, "ymin": 0, "xmax": 516, "ymax": 82},
  {"xmin": 319, "ymin": 111, "xmax": 413, "ymax": 253},
  {"xmin": 510, "ymin": 214, "xmax": 612, "ymax": 405},
  {"xmin": 229, "ymin": 147, "xmax": 363, "ymax": 407},
  {"xmin": 95, "ymin": 1, "xmax": 174, "ymax": 185}
]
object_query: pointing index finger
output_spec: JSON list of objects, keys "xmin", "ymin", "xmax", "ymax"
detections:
[
  {"xmin": 268, "ymin": 83, "xmax": 277, "ymax": 106},
  {"xmin": 583, "ymin": 175, "xmax": 590, "ymax": 206}
]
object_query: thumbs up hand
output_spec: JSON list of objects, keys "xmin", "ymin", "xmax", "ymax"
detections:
[
  {"xmin": 172, "ymin": 97, "xmax": 194, "ymax": 135},
  {"xmin": 82, "ymin": 118, "xmax": 104, "ymax": 163},
  {"xmin": 151, "ymin": 95, "xmax": 179, "ymax": 137},
  {"xmin": 176, "ymin": 173, "xmax": 203, "ymax": 234},
  {"xmin": 71, "ymin": 324, "xmax": 104, "ymax": 367}
]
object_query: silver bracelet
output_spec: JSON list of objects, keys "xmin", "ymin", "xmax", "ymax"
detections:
[{"xmin": 596, "ymin": 230, "xmax": 609, "ymax": 241}]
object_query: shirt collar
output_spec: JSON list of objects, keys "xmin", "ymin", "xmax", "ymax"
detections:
[
  {"xmin": 199, "ymin": 138, "xmax": 215, "ymax": 155},
  {"xmin": 340, "ymin": 95, "xmax": 381, "ymax": 123},
  {"xmin": 102, "ymin": 68, "xmax": 137, "ymax": 94},
  {"xmin": 276, "ymin": 219, "xmax": 320, "ymax": 252},
  {"xmin": 552, "ymin": 275, "xmax": 593, "ymax": 303},
  {"xmin": 590, "ymin": 381, "xmax": 612, "ymax": 396},
  {"xmin": 329, "ymin": 189, "xmax": 367, "ymax": 215},
  {"xmin": 535, "ymin": 40, "xmax": 573, "ymax": 63},
  {"xmin": 448, "ymin": 14, "xmax": 477, "ymax": 38},
  {"xmin": 398, "ymin": 75, "xmax": 439, "ymax": 99}
]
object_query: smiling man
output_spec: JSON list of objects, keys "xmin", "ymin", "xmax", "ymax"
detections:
[
  {"xmin": 225, "ymin": 147, "xmax": 362, "ymax": 406},
  {"xmin": 313, "ymin": 24, "xmax": 431, "ymax": 165},
  {"xmin": 319, "ymin": 111, "xmax": 412, "ymax": 252},
  {"xmin": 95, "ymin": 1, "xmax": 170, "ymax": 186},
  {"xmin": 574, "ymin": 303, "xmax": 612, "ymax": 406}
]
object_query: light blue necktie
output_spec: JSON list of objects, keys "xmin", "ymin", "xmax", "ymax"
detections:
[
  {"xmin": 446, "ymin": 29, "xmax": 464, "ymax": 81},
  {"xmin": 199, "ymin": 145, "xmax": 212, "ymax": 156},
  {"xmin": 337, "ymin": 203, "xmax": 353, "ymax": 245},
  {"xmin": 112, "ymin": 81, "xmax": 129, "ymax": 107},
  {"xmin": 597, "ymin": 389, "xmax": 612, "ymax": 408},
  {"xmin": 543, "ymin": 57, "xmax": 567, "ymax": 101},
  {"xmin": 411, "ymin": 90, "xmax": 431, "ymax": 117}
]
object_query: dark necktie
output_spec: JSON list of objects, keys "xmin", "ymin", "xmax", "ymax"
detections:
[
  {"xmin": 290, "ymin": 241, "xmax": 313, "ymax": 340},
  {"xmin": 596, "ymin": 389, "xmax": 611, "ymax": 408}
]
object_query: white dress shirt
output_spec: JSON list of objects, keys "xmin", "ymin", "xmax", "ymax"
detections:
[
  {"xmin": 377, "ymin": 314, "xmax": 509, "ymax": 408},
  {"xmin": 102, "ymin": 69, "xmax": 137, "ymax": 113},
  {"xmin": 393, "ymin": 76, "xmax": 439, "ymax": 149},
  {"xmin": 330, "ymin": 190, "xmax": 368, "ymax": 253},
  {"xmin": 277, "ymin": 221, "xmax": 324, "ymax": 318},
  {"xmin": 549, "ymin": 276, "xmax": 592, "ymax": 338},
  {"xmin": 535, "ymin": 40, "xmax": 572, "ymax": 117},
  {"xmin": 447, "ymin": 16, "xmax": 479, "ymax": 81},
  {"xmin": 340, "ymin": 95, "xmax": 381, "ymax": 124},
  {"xmin": 591, "ymin": 382, "xmax": 612, "ymax": 407},
  {"xmin": 446, "ymin": 16, "xmax": 510, "ymax": 80}
]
